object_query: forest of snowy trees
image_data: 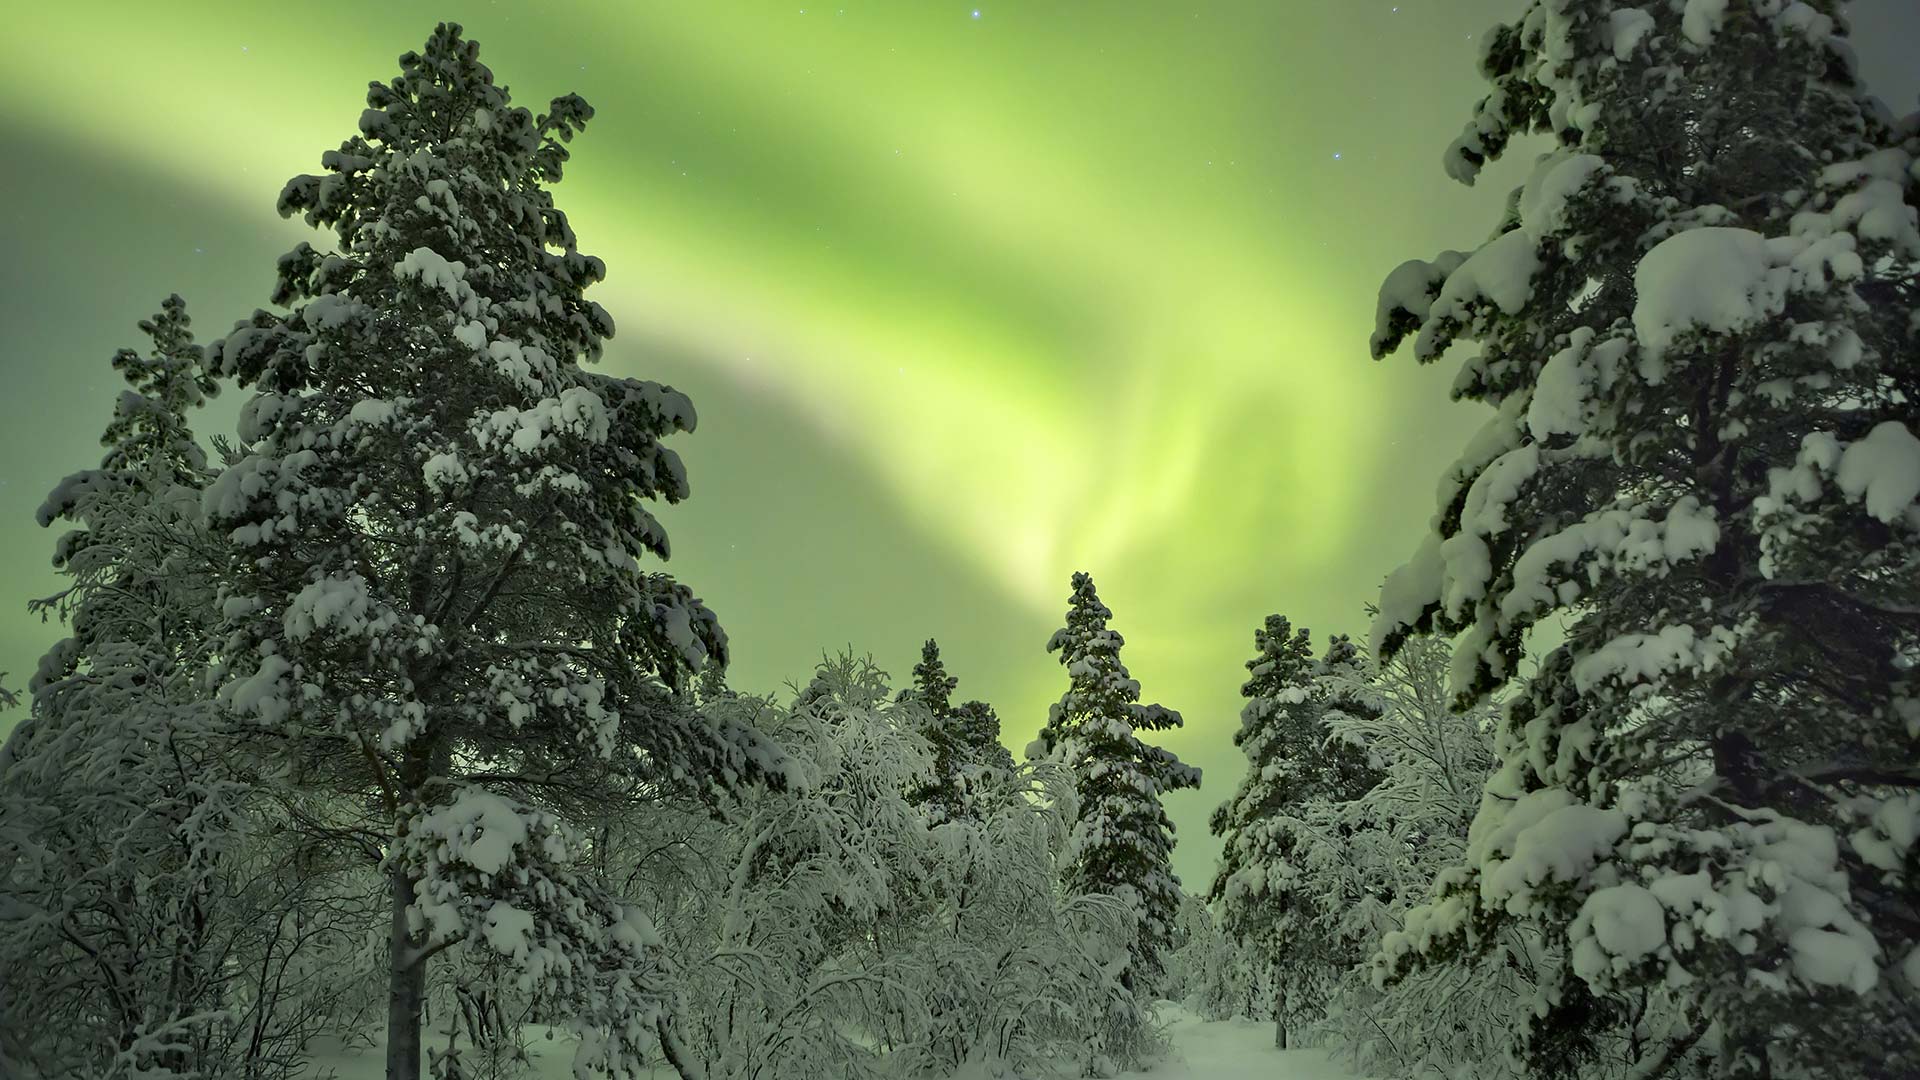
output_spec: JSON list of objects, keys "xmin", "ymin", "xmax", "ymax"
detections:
[{"xmin": 2, "ymin": 3, "xmax": 1918, "ymax": 1079}]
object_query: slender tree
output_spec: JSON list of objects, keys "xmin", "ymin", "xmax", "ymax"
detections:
[
  {"xmin": 203, "ymin": 25, "xmax": 782, "ymax": 1080},
  {"xmin": 1367, "ymin": 3, "xmax": 1919, "ymax": 1075},
  {"xmin": 1033, "ymin": 572, "xmax": 1200, "ymax": 1006}
]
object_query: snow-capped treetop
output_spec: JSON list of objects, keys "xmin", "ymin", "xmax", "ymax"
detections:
[
  {"xmin": 908, "ymin": 638, "xmax": 959, "ymax": 719},
  {"xmin": 204, "ymin": 20, "xmax": 775, "ymax": 778}
]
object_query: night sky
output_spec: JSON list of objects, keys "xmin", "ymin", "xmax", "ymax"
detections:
[{"xmin": 3, "ymin": 2, "xmax": 1915, "ymax": 887}]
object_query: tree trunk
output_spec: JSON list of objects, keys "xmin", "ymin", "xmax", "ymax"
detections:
[
  {"xmin": 1272, "ymin": 963, "xmax": 1287, "ymax": 1050},
  {"xmin": 386, "ymin": 864, "xmax": 425, "ymax": 1080}
]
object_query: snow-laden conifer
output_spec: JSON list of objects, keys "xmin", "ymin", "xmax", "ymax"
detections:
[
  {"xmin": 200, "ymin": 25, "xmax": 784, "ymax": 1080},
  {"xmin": 901, "ymin": 639, "xmax": 1015, "ymax": 822},
  {"xmin": 1033, "ymin": 571, "xmax": 1200, "ymax": 1023},
  {"xmin": 1207, "ymin": 616, "xmax": 1381, "ymax": 1047},
  {"xmin": 1368, "ymin": 3, "xmax": 1920, "ymax": 1074}
]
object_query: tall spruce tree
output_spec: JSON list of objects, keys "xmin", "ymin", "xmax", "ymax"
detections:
[
  {"xmin": 202, "ymin": 25, "xmax": 782, "ymax": 1080},
  {"xmin": 1033, "ymin": 572, "xmax": 1200, "ymax": 1002},
  {"xmin": 1207, "ymin": 617, "xmax": 1381, "ymax": 1047},
  {"xmin": 1366, "ymin": 4, "xmax": 1920, "ymax": 1076}
]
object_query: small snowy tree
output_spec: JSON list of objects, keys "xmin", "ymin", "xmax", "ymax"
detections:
[
  {"xmin": 1207, "ymin": 616, "xmax": 1381, "ymax": 1047},
  {"xmin": 201, "ymin": 25, "xmax": 783, "ymax": 1080},
  {"xmin": 901, "ymin": 639, "xmax": 1015, "ymax": 823},
  {"xmin": 1367, "ymin": 4, "xmax": 1920, "ymax": 1076},
  {"xmin": 1032, "ymin": 570, "xmax": 1199, "ymax": 1057}
]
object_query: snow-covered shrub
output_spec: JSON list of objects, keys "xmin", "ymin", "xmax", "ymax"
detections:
[
  {"xmin": 654, "ymin": 654, "xmax": 1136, "ymax": 1080},
  {"xmin": 1297, "ymin": 633, "xmax": 1541, "ymax": 1079},
  {"xmin": 1161, "ymin": 892, "xmax": 1256, "ymax": 1022}
]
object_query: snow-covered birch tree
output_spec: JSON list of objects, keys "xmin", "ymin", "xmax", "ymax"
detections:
[
  {"xmin": 1366, "ymin": 3, "xmax": 1920, "ymax": 1075},
  {"xmin": 201, "ymin": 24, "xmax": 784, "ymax": 1080}
]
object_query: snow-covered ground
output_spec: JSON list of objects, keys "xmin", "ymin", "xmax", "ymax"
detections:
[
  {"xmin": 1117, "ymin": 1007, "xmax": 1365, "ymax": 1080},
  {"xmin": 309, "ymin": 1005, "xmax": 1367, "ymax": 1079}
]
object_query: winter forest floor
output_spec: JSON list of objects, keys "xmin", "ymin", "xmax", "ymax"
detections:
[{"xmin": 307, "ymin": 1004, "xmax": 1369, "ymax": 1080}]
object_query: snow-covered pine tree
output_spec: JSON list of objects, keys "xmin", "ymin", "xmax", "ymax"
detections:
[
  {"xmin": 1207, "ymin": 614, "xmax": 1314, "ymax": 1035},
  {"xmin": 0, "ymin": 299, "xmax": 300, "ymax": 1078},
  {"xmin": 1206, "ymin": 616, "xmax": 1381, "ymax": 1047},
  {"xmin": 1367, "ymin": 4, "xmax": 1920, "ymax": 1076},
  {"xmin": 901, "ymin": 639, "xmax": 1015, "ymax": 821},
  {"xmin": 952, "ymin": 699, "xmax": 1017, "ymax": 780},
  {"xmin": 202, "ymin": 25, "xmax": 783, "ymax": 1080},
  {"xmin": 1033, "ymin": 572, "xmax": 1200, "ymax": 1019},
  {"xmin": 904, "ymin": 639, "xmax": 966, "ymax": 821}
]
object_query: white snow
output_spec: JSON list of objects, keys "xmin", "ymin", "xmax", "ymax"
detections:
[
  {"xmin": 1483, "ymin": 801, "xmax": 1628, "ymax": 902},
  {"xmin": 1371, "ymin": 534, "xmax": 1443, "ymax": 654},
  {"xmin": 482, "ymin": 901, "xmax": 536, "ymax": 962},
  {"xmin": 422, "ymin": 451, "xmax": 470, "ymax": 492},
  {"xmin": 1632, "ymin": 228, "xmax": 1784, "ymax": 374},
  {"xmin": 1834, "ymin": 421, "xmax": 1920, "ymax": 523},
  {"xmin": 282, "ymin": 573, "xmax": 378, "ymax": 642},
  {"xmin": 347, "ymin": 397, "xmax": 399, "ymax": 426},
  {"xmin": 1789, "ymin": 928, "xmax": 1878, "ymax": 994},
  {"xmin": 1572, "ymin": 883, "xmax": 1668, "ymax": 978},
  {"xmin": 1433, "ymin": 229, "xmax": 1541, "ymax": 320},
  {"xmin": 416, "ymin": 790, "xmax": 531, "ymax": 876},
  {"xmin": 394, "ymin": 246, "xmax": 471, "ymax": 305},
  {"xmin": 1571, "ymin": 623, "xmax": 1739, "ymax": 693},
  {"xmin": 224, "ymin": 652, "xmax": 293, "ymax": 724},
  {"xmin": 1681, "ymin": 0, "xmax": 1730, "ymax": 46},
  {"xmin": 310, "ymin": 1005, "xmax": 1372, "ymax": 1080},
  {"xmin": 1606, "ymin": 7, "xmax": 1656, "ymax": 59},
  {"xmin": 1519, "ymin": 154, "xmax": 1607, "ymax": 241}
]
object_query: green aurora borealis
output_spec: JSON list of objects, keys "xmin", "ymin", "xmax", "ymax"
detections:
[{"xmin": 3, "ymin": 2, "xmax": 1916, "ymax": 886}]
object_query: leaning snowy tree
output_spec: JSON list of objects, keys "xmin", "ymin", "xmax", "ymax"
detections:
[
  {"xmin": 1032, "ymin": 571, "xmax": 1200, "ymax": 1054},
  {"xmin": 1366, "ymin": 3, "xmax": 1919, "ymax": 1077},
  {"xmin": 203, "ymin": 25, "xmax": 783, "ymax": 1080},
  {"xmin": 1207, "ymin": 617, "xmax": 1380, "ymax": 1048}
]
